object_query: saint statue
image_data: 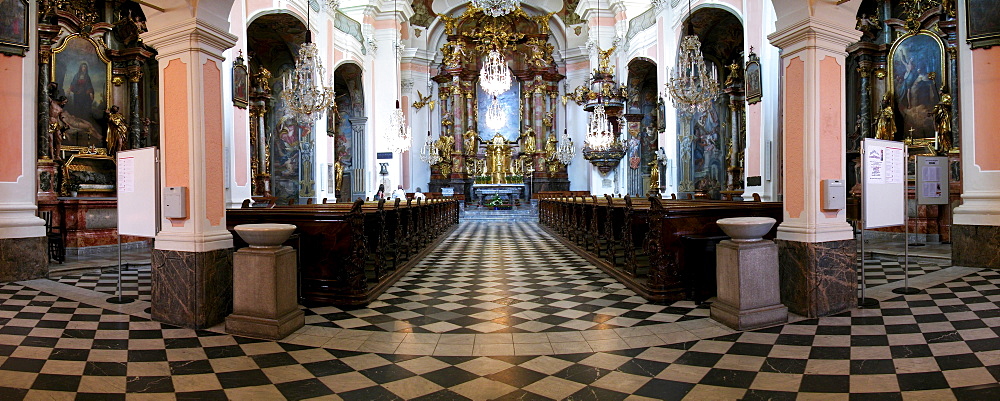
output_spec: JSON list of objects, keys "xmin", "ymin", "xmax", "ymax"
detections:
[
  {"xmin": 463, "ymin": 129, "xmax": 478, "ymax": 157},
  {"xmin": 106, "ymin": 105, "xmax": 128, "ymax": 156},
  {"xmin": 933, "ymin": 85, "xmax": 954, "ymax": 154},
  {"xmin": 334, "ymin": 161, "xmax": 344, "ymax": 195},
  {"xmin": 544, "ymin": 132, "xmax": 557, "ymax": 161},
  {"xmin": 436, "ymin": 134, "xmax": 454, "ymax": 159},
  {"xmin": 520, "ymin": 128, "xmax": 536, "ymax": 154},
  {"xmin": 648, "ymin": 159, "xmax": 660, "ymax": 193},
  {"xmin": 875, "ymin": 92, "xmax": 897, "ymax": 141}
]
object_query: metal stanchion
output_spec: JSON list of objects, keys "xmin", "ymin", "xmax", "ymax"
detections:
[
  {"xmin": 893, "ymin": 214, "xmax": 922, "ymax": 295},
  {"xmin": 858, "ymin": 225, "xmax": 878, "ymax": 308},
  {"xmin": 106, "ymin": 234, "xmax": 136, "ymax": 304}
]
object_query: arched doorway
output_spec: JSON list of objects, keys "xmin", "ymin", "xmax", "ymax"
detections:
[
  {"xmin": 675, "ymin": 7, "xmax": 744, "ymax": 199},
  {"xmin": 332, "ymin": 63, "xmax": 364, "ymax": 201},
  {"xmin": 625, "ymin": 58, "xmax": 659, "ymax": 196}
]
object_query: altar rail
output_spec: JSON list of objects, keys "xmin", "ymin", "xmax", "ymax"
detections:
[
  {"xmin": 539, "ymin": 195, "xmax": 782, "ymax": 302},
  {"xmin": 226, "ymin": 198, "xmax": 459, "ymax": 306}
]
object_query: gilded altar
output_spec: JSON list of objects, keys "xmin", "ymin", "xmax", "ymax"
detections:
[{"xmin": 428, "ymin": 4, "xmax": 569, "ymax": 197}]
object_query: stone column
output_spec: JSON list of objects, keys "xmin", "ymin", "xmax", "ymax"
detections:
[
  {"xmin": 768, "ymin": 5, "xmax": 860, "ymax": 317},
  {"xmin": 36, "ymin": 21, "xmax": 61, "ymax": 204},
  {"xmin": 127, "ymin": 62, "xmax": 144, "ymax": 149},
  {"xmin": 350, "ymin": 117, "xmax": 367, "ymax": 200},
  {"xmin": 952, "ymin": 0, "xmax": 1000, "ymax": 267},
  {"xmin": 0, "ymin": 0, "xmax": 46, "ymax": 282},
  {"xmin": 144, "ymin": 15, "xmax": 238, "ymax": 329}
]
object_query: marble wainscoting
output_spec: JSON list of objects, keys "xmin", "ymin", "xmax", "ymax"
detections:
[
  {"xmin": 151, "ymin": 247, "xmax": 234, "ymax": 329},
  {"xmin": 952, "ymin": 224, "xmax": 1000, "ymax": 268},
  {"xmin": 776, "ymin": 239, "xmax": 856, "ymax": 318},
  {"xmin": 0, "ymin": 236, "xmax": 47, "ymax": 282}
]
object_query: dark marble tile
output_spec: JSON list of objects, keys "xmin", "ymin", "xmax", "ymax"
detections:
[
  {"xmin": 777, "ymin": 239, "xmax": 856, "ymax": 318},
  {"xmin": 0, "ymin": 237, "xmax": 47, "ymax": 282},
  {"xmin": 952, "ymin": 224, "xmax": 1000, "ymax": 268},
  {"xmin": 150, "ymin": 247, "xmax": 233, "ymax": 329}
]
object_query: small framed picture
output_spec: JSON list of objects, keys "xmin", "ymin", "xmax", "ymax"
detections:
[
  {"xmin": 232, "ymin": 52, "xmax": 249, "ymax": 109},
  {"xmin": 0, "ymin": 0, "xmax": 29, "ymax": 57},
  {"xmin": 745, "ymin": 51, "xmax": 762, "ymax": 105}
]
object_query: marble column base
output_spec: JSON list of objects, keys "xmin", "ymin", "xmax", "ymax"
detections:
[
  {"xmin": 0, "ymin": 237, "xmax": 47, "ymax": 282},
  {"xmin": 711, "ymin": 240, "xmax": 788, "ymax": 331},
  {"xmin": 776, "ymin": 239, "xmax": 856, "ymax": 318},
  {"xmin": 226, "ymin": 246, "xmax": 303, "ymax": 340},
  {"xmin": 151, "ymin": 247, "xmax": 233, "ymax": 329},
  {"xmin": 952, "ymin": 224, "xmax": 1000, "ymax": 268}
]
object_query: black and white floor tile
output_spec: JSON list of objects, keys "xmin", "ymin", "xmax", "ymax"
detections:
[{"xmin": 4, "ymin": 219, "xmax": 998, "ymax": 398}]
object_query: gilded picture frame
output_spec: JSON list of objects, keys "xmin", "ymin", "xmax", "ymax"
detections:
[
  {"xmin": 0, "ymin": 0, "xmax": 28, "ymax": 56},
  {"xmin": 966, "ymin": 0, "xmax": 1000, "ymax": 49},
  {"xmin": 887, "ymin": 30, "xmax": 946, "ymax": 142},
  {"xmin": 232, "ymin": 53, "xmax": 249, "ymax": 109},
  {"xmin": 745, "ymin": 51, "xmax": 762, "ymax": 105},
  {"xmin": 51, "ymin": 34, "xmax": 113, "ymax": 155}
]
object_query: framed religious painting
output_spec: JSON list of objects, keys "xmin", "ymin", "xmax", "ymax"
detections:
[
  {"xmin": 745, "ymin": 51, "xmax": 762, "ymax": 105},
  {"xmin": 0, "ymin": 0, "xmax": 28, "ymax": 56},
  {"xmin": 967, "ymin": 0, "xmax": 1000, "ymax": 49},
  {"xmin": 51, "ymin": 34, "xmax": 113, "ymax": 154},
  {"xmin": 232, "ymin": 52, "xmax": 249, "ymax": 109},
  {"xmin": 888, "ymin": 31, "xmax": 946, "ymax": 143}
]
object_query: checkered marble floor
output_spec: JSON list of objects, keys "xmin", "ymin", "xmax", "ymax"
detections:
[
  {"xmin": 54, "ymin": 264, "xmax": 151, "ymax": 301},
  {"xmin": 305, "ymin": 222, "xmax": 709, "ymax": 334},
  {"xmin": 3, "ymin": 266, "xmax": 1000, "ymax": 399},
  {"xmin": 858, "ymin": 259, "xmax": 949, "ymax": 288}
]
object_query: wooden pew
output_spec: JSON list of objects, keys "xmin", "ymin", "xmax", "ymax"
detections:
[
  {"xmin": 539, "ymin": 195, "xmax": 782, "ymax": 303},
  {"xmin": 227, "ymin": 198, "xmax": 459, "ymax": 306}
]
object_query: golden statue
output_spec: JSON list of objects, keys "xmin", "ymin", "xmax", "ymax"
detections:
[
  {"xmin": 485, "ymin": 134, "xmax": 512, "ymax": 184},
  {"xmin": 544, "ymin": 132, "xmax": 557, "ymax": 161},
  {"xmin": 933, "ymin": 85, "xmax": 954, "ymax": 154},
  {"xmin": 724, "ymin": 63, "xmax": 741, "ymax": 87},
  {"xmin": 334, "ymin": 161, "xmax": 344, "ymax": 194},
  {"xmin": 463, "ymin": 129, "xmax": 478, "ymax": 156},
  {"xmin": 649, "ymin": 160, "xmax": 660, "ymax": 193},
  {"xmin": 436, "ymin": 134, "xmax": 455, "ymax": 159},
  {"xmin": 875, "ymin": 92, "xmax": 897, "ymax": 141},
  {"xmin": 597, "ymin": 46, "xmax": 616, "ymax": 73},
  {"xmin": 106, "ymin": 105, "xmax": 128, "ymax": 156},
  {"xmin": 520, "ymin": 128, "xmax": 536, "ymax": 154}
]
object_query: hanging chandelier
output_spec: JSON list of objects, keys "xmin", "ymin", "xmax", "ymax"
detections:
[
  {"xmin": 480, "ymin": 49, "xmax": 511, "ymax": 97},
  {"xmin": 383, "ymin": 1, "xmax": 411, "ymax": 153},
  {"xmin": 585, "ymin": 104, "xmax": 615, "ymax": 150},
  {"xmin": 282, "ymin": 3, "xmax": 334, "ymax": 123},
  {"xmin": 665, "ymin": 0, "xmax": 719, "ymax": 116},
  {"xmin": 555, "ymin": 129, "xmax": 575, "ymax": 165},
  {"xmin": 484, "ymin": 98, "xmax": 507, "ymax": 130},
  {"xmin": 472, "ymin": 0, "xmax": 519, "ymax": 18},
  {"xmin": 418, "ymin": 131, "xmax": 442, "ymax": 165},
  {"xmin": 384, "ymin": 101, "xmax": 412, "ymax": 153}
]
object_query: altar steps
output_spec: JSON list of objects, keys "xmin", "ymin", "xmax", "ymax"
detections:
[{"xmin": 460, "ymin": 206, "xmax": 538, "ymax": 221}]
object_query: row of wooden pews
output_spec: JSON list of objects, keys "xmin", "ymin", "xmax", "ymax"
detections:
[
  {"xmin": 539, "ymin": 195, "xmax": 782, "ymax": 303},
  {"xmin": 226, "ymin": 198, "xmax": 459, "ymax": 306}
]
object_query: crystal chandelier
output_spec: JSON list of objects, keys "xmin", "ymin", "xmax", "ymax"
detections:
[
  {"xmin": 480, "ymin": 49, "xmax": 511, "ymax": 97},
  {"xmin": 472, "ymin": 0, "xmax": 519, "ymax": 18},
  {"xmin": 384, "ymin": 101, "xmax": 412, "ymax": 153},
  {"xmin": 555, "ymin": 129, "xmax": 575, "ymax": 165},
  {"xmin": 484, "ymin": 98, "xmax": 507, "ymax": 130},
  {"xmin": 418, "ymin": 131, "xmax": 442, "ymax": 165},
  {"xmin": 383, "ymin": 1, "xmax": 411, "ymax": 153},
  {"xmin": 585, "ymin": 104, "xmax": 615, "ymax": 150},
  {"xmin": 282, "ymin": 2, "xmax": 333, "ymax": 123},
  {"xmin": 665, "ymin": 0, "xmax": 719, "ymax": 116}
]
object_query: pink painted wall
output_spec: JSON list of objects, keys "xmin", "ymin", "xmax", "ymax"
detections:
[
  {"xmin": 819, "ymin": 57, "xmax": 842, "ymax": 218},
  {"xmin": 784, "ymin": 57, "xmax": 804, "ymax": 219},
  {"xmin": 0, "ymin": 57, "xmax": 21, "ymax": 183},
  {"xmin": 246, "ymin": 0, "xmax": 271, "ymax": 15},
  {"xmin": 973, "ymin": 48, "xmax": 1000, "ymax": 171},
  {"xmin": 164, "ymin": 59, "xmax": 190, "ymax": 227},
  {"xmin": 204, "ymin": 61, "xmax": 225, "ymax": 227},
  {"xmin": 744, "ymin": 0, "xmax": 762, "ymax": 177}
]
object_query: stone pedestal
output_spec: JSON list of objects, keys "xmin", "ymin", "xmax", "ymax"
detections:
[
  {"xmin": 711, "ymin": 239, "xmax": 788, "ymax": 330},
  {"xmin": 226, "ymin": 246, "xmax": 303, "ymax": 340}
]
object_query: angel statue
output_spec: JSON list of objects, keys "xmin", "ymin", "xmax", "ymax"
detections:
[{"xmin": 412, "ymin": 90, "xmax": 435, "ymax": 111}]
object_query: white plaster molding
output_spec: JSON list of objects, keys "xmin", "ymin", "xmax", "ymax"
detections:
[{"xmin": 143, "ymin": 17, "xmax": 238, "ymax": 60}]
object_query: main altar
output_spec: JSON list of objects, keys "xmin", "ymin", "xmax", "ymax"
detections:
[{"xmin": 425, "ymin": 5, "xmax": 569, "ymax": 200}]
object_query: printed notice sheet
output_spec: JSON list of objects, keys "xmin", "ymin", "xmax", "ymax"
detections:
[
  {"xmin": 885, "ymin": 146, "xmax": 904, "ymax": 184},
  {"xmin": 118, "ymin": 156, "xmax": 135, "ymax": 193},
  {"xmin": 866, "ymin": 146, "xmax": 885, "ymax": 184}
]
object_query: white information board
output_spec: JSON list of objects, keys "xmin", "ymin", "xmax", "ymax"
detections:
[
  {"xmin": 862, "ymin": 139, "xmax": 906, "ymax": 229},
  {"xmin": 117, "ymin": 147, "xmax": 160, "ymax": 237},
  {"xmin": 916, "ymin": 156, "xmax": 949, "ymax": 205}
]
